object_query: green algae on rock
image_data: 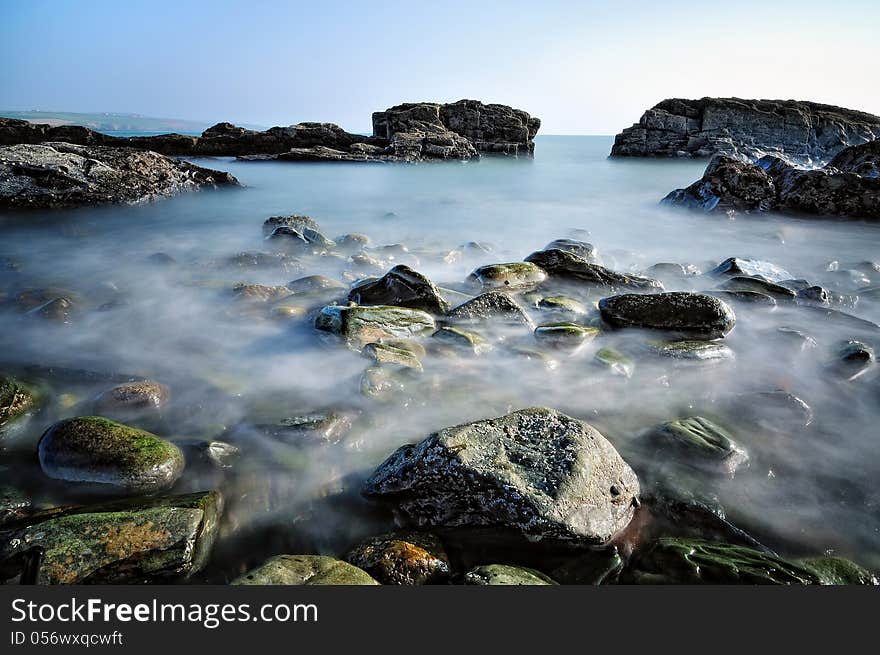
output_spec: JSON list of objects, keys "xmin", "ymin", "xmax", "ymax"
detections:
[
  {"xmin": 534, "ymin": 322, "xmax": 599, "ymax": 350},
  {"xmin": 38, "ymin": 416, "xmax": 184, "ymax": 493},
  {"xmin": 232, "ymin": 554, "xmax": 379, "ymax": 585},
  {"xmin": 594, "ymin": 347, "xmax": 635, "ymax": 378},
  {"xmin": 651, "ymin": 416, "xmax": 749, "ymax": 477},
  {"xmin": 315, "ymin": 304, "xmax": 436, "ymax": 349},
  {"xmin": 0, "ymin": 491, "xmax": 221, "ymax": 584},
  {"xmin": 799, "ymin": 556, "xmax": 878, "ymax": 585},
  {"xmin": 463, "ymin": 564, "xmax": 557, "ymax": 585}
]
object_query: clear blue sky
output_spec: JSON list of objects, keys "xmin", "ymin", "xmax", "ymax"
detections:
[{"xmin": 1, "ymin": 0, "xmax": 878, "ymax": 134}]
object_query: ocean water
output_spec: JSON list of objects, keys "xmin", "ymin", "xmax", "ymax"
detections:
[{"xmin": 1, "ymin": 136, "xmax": 879, "ymax": 578}]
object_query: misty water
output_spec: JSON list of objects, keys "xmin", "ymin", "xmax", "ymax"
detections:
[{"xmin": 2, "ymin": 136, "xmax": 879, "ymax": 578}]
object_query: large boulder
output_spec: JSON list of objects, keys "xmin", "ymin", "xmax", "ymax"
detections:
[
  {"xmin": 611, "ymin": 97, "xmax": 880, "ymax": 165},
  {"xmin": 525, "ymin": 249, "xmax": 663, "ymax": 291},
  {"xmin": 0, "ymin": 492, "xmax": 221, "ymax": 584},
  {"xmin": 348, "ymin": 265, "xmax": 449, "ymax": 314},
  {"xmin": 362, "ymin": 408, "xmax": 640, "ymax": 543},
  {"xmin": 599, "ymin": 292, "xmax": 736, "ymax": 339},
  {"xmin": 0, "ymin": 142, "xmax": 238, "ymax": 209}
]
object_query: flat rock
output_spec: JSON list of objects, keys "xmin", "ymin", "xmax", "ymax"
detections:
[{"xmin": 362, "ymin": 407, "xmax": 640, "ymax": 543}]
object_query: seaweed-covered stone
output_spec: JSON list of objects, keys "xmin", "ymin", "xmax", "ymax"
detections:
[
  {"xmin": 648, "ymin": 340, "xmax": 734, "ymax": 362},
  {"xmin": 708, "ymin": 257, "xmax": 793, "ymax": 282},
  {"xmin": 625, "ymin": 537, "xmax": 822, "ymax": 584},
  {"xmin": 464, "ymin": 564, "xmax": 557, "ymax": 585},
  {"xmin": 0, "ymin": 375, "xmax": 41, "ymax": 429},
  {"xmin": 232, "ymin": 555, "xmax": 378, "ymax": 585},
  {"xmin": 345, "ymin": 531, "xmax": 450, "ymax": 585},
  {"xmin": 315, "ymin": 304, "xmax": 435, "ymax": 348},
  {"xmin": 348, "ymin": 265, "xmax": 448, "ymax": 314},
  {"xmin": 535, "ymin": 323, "xmax": 599, "ymax": 350},
  {"xmin": 363, "ymin": 342, "xmax": 423, "ymax": 371},
  {"xmin": 446, "ymin": 291, "xmax": 534, "ymax": 330},
  {"xmin": 525, "ymin": 249, "xmax": 662, "ymax": 291},
  {"xmin": 799, "ymin": 556, "xmax": 878, "ymax": 585},
  {"xmin": 599, "ymin": 292, "xmax": 736, "ymax": 339},
  {"xmin": 0, "ymin": 492, "xmax": 221, "ymax": 584},
  {"xmin": 92, "ymin": 380, "xmax": 170, "ymax": 420},
  {"xmin": 651, "ymin": 417, "xmax": 748, "ymax": 476},
  {"xmin": 717, "ymin": 276, "xmax": 796, "ymax": 299},
  {"xmin": 468, "ymin": 262, "xmax": 547, "ymax": 290},
  {"xmin": 594, "ymin": 348, "xmax": 635, "ymax": 378},
  {"xmin": 38, "ymin": 417, "xmax": 184, "ymax": 493},
  {"xmin": 536, "ymin": 295, "xmax": 590, "ymax": 319},
  {"xmin": 542, "ymin": 238, "xmax": 597, "ymax": 262},
  {"xmin": 363, "ymin": 408, "xmax": 640, "ymax": 543},
  {"xmin": 431, "ymin": 326, "xmax": 492, "ymax": 355}
]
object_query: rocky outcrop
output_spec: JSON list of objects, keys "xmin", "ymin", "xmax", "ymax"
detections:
[
  {"xmin": 0, "ymin": 99, "xmax": 540, "ymax": 164},
  {"xmin": 0, "ymin": 142, "xmax": 238, "ymax": 209},
  {"xmin": 611, "ymin": 98, "xmax": 880, "ymax": 165},
  {"xmin": 663, "ymin": 147, "xmax": 880, "ymax": 219}
]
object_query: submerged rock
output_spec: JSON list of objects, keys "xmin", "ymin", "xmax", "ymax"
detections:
[
  {"xmin": 232, "ymin": 555, "xmax": 378, "ymax": 585},
  {"xmin": 348, "ymin": 265, "xmax": 449, "ymax": 314},
  {"xmin": 594, "ymin": 347, "xmax": 635, "ymax": 378},
  {"xmin": 446, "ymin": 291, "xmax": 535, "ymax": 330},
  {"xmin": 38, "ymin": 417, "xmax": 184, "ymax": 493},
  {"xmin": 0, "ymin": 142, "xmax": 238, "ymax": 209},
  {"xmin": 463, "ymin": 564, "xmax": 557, "ymax": 585},
  {"xmin": 315, "ymin": 304, "xmax": 436, "ymax": 348},
  {"xmin": 431, "ymin": 326, "xmax": 492, "ymax": 355},
  {"xmin": 0, "ymin": 492, "xmax": 221, "ymax": 584},
  {"xmin": 647, "ymin": 340, "xmax": 734, "ymax": 362},
  {"xmin": 651, "ymin": 417, "xmax": 748, "ymax": 477},
  {"xmin": 624, "ymin": 537, "xmax": 824, "ymax": 584},
  {"xmin": 362, "ymin": 342, "xmax": 424, "ymax": 371},
  {"xmin": 525, "ymin": 249, "xmax": 662, "ymax": 291},
  {"xmin": 362, "ymin": 408, "xmax": 640, "ymax": 543},
  {"xmin": 0, "ymin": 375, "xmax": 41, "ymax": 430},
  {"xmin": 468, "ymin": 262, "xmax": 547, "ymax": 290},
  {"xmin": 536, "ymin": 295, "xmax": 590, "ymax": 320},
  {"xmin": 717, "ymin": 276, "xmax": 796, "ymax": 300},
  {"xmin": 599, "ymin": 292, "xmax": 736, "ymax": 339},
  {"xmin": 534, "ymin": 323, "xmax": 599, "ymax": 350},
  {"xmin": 287, "ymin": 274, "xmax": 346, "ymax": 295},
  {"xmin": 92, "ymin": 380, "xmax": 170, "ymax": 421},
  {"xmin": 345, "ymin": 531, "xmax": 450, "ymax": 585}
]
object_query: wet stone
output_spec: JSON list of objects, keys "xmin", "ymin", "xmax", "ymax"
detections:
[
  {"xmin": 651, "ymin": 416, "xmax": 749, "ymax": 477},
  {"xmin": 255, "ymin": 411, "xmax": 354, "ymax": 447},
  {"xmin": 542, "ymin": 238, "xmax": 598, "ymax": 262},
  {"xmin": 717, "ymin": 276, "xmax": 796, "ymax": 299},
  {"xmin": 348, "ymin": 265, "xmax": 448, "ymax": 314},
  {"xmin": 708, "ymin": 257, "xmax": 793, "ymax": 283},
  {"xmin": 38, "ymin": 416, "xmax": 184, "ymax": 493},
  {"xmin": 463, "ymin": 564, "xmax": 557, "ymax": 585},
  {"xmin": 362, "ymin": 342, "xmax": 423, "ymax": 371},
  {"xmin": 92, "ymin": 380, "xmax": 171, "ymax": 421},
  {"xmin": 594, "ymin": 347, "xmax": 635, "ymax": 378},
  {"xmin": 315, "ymin": 304, "xmax": 436, "ymax": 349},
  {"xmin": 536, "ymin": 295, "xmax": 590, "ymax": 319},
  {"xmin": 232, "ymin": 283, "xmax": 292, "ymax": 303},
  {"xmin": 799, "ymin": 556, "xmax": 878, "ymax": 585},
  {"xmin": 431, "ymin": 326, "xmax": 492, "ymax": 355},
  {"xmin": 262, "ymin": 214, "xmax": 321, "ymax": 236},
  {"xmin": 0, "ymin": 375, "xmax": 41, "ymax": 430},
  {"xmin": 360, "ymin": 366, "xmax": 410, "ymax": 402},
  {"xmin": 599, "ymin": 292, "xmax": 736, "ymax": 340},
  {"xmin": 173, "ymin": 440, "xmax": 240, "ymax": 470},
  {"xmin": 468, "ymin": 262, "xmax": 547, "ymax": 290},
  {"xmin": 647, "ymin": 340, "xmax": 734, "ymax": 363},
  {"xmin": 834, "ymin": 340, "xmax": 875, "ymax": 380},
  {"xmin": 525, "ymin": 249, "xmax": 662, "ymax": 291},
  {"xmin": 534, "ymin": 322, "xmax": 599, "ymax": 350},
  {"xmin": 345, "ymin": 531, "xmax": 450, "ymax": 585},
  {"xmin": 712, "ymin": 290, "xmax": 777, "ymax": 306},
  {"xmin": 232, "ymin": 555, "xmax": 379, "ymax": 585},
  {"xmin": 287, "ymin": 275, "xmax": 346, "ymax": 295},
  {"xmin": 0, "ymin": 484, "xmax": 31, "ymax": 525},
  {"xmin": 446, "ymin": 291, "xmax": 535, "ymax": 330}
]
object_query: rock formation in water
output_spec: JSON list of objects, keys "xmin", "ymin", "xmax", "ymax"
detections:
[
  {"xmin": 0, "ymin": 100, "xmax": 540, "ymax": 163},
  {"xmin": 611, "ymin": 98, "xmax": 880, "ymax": 165},
  {"xmin": 662, "ymin": 140, "xmax": 880, "ymax": 220},
  {"xmin": 0, "ymin": 142, "xmax": 239, "ymax": 209}
]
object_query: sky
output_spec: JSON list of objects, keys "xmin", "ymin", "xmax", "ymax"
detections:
[{"xmin": 1, "ymin": 0, "xmax": 878, "ymax": 134}]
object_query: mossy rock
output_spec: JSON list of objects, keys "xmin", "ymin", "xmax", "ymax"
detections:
[
  {"xmin": 625, "ymin": 538, "xmax": 822, "ymax": 584},
  {"xmin": 537, "ymin": 295, "xmax": 590, "ymax": 318},
  {"xmin": 232, "ymin": 555, "xmax": 379, "ymax": 585},
  {"xmin": 594, "ymin": 348, "xmax": 634, "ymax": 378},
  {"xmin": 463, "ymin": 564, "xmax": 557, "ymax": 585},
  {"xmin": 799, "ymin": 556, "xmax": 878, "ymax": 585},
  {"xmin": 534, "ymin": 322, "xmax": 598, "ymax": 350},
  {"xmin": 315, "ymin": 304, "xmax": 436, "ymax": 348},
  {"xmin": 0, "ymin": 491, "xmax": 221, "ymax": 584},
  {"xmin": 38, "ymin": 416, "xmax": 184, "ymax": 493},
  {"xmin": 431, "ymin": 326, "xmax": 492, "ymax": 355},
  {"xmin": 345, "ymin": 531, "xmax": 450, "ymax": 585},
  {"xmin": 0, "ymin": 375, "xmax": 43, "ymax": 430},
  {"xmin": 652, "ymin": 416, "xmax": 748, "ymax": 476}
]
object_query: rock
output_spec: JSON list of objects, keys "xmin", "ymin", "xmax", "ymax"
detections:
[
  {"xmin": 708, "ymin": 257, "xmax": 793, "ymax": 282},
  {"xmin": 252, "ymin": 411, "xmax": 354, "ymax": 447},
  {"xmin": 315, "ymin": 304, "xmax": 436, "ymax": 348},
  {"xmin": 551, "ymin": 546, "xmax": 623, "ymax": 584},
  {"xmin": 360, "ymin": 366, "xmax": 410, "ymax": 402},
  {"xmin": 651, "ymin": 417, "xmax": 748, "ymax": 477},
  {"xmin": 796, "ymin": 285, "xmax": 829, "ymax": 303},
  {"xmin": 174, "ymin": 440, "xmax": 240, "ymax": 470},
  {"xmin": 362, "ymin": 407, "xmax": 640, "ymax": 543},
  {"xmin": 0, "ymin": 142, "xmax": 238, "ymax": 209},
  {"xmin": 644, "ymin": 262, "xmax": 690, "ymax": 278},
  {"xmin": 38, "ymin": 416, "xmax": 184, "ymax": 493},
  {"xmin": 287, "ymin": 275, "xmax": 346, "ymax": 295},
  {"xmin": 536, "ymin": 295, "xmax": 590, "ymax": 319},
  {"xmin": 647, "ymin": 340, "xmax": 734, "ymax": 362},
  {"xmin": 624, "ymin": 537, "xmax": 823, "ymax": 584},
  {"xmin": 799, "ymin": 556, "xmax": 878, "ymax": 585},
  {"xmin": 348, "ymin": 265, "xmax": 448, "ymax": 314},
  {"xmin": 716, "ymin": 276, "xmax": 796, "ymax": 299},
  {"xmin": 834, "ymin": 340, "xmax": 875, "ymax": 380},
  {"xmin": 362, "ymin": 342, "xmax": 423, "ymax": 371},
  {"xmin": 0, "ymin": 492, "xmax": 221, "ymax": 584},
  {"xmin": 725, "ymin": 391, "xmax": 814, "ymax": 430},
  {"xmin": 828, "ymin": 139, "xmax": 880, "ymax": 177},
  {"xmin": 662, "ymin": 155, "xmax": 776, "ymax": 213},
  {"xmin": 542, "ymin": 238, "xmax": 598, "ymax": 261},
  {"xmin": 262, "ymin": 214, "xmax": 321, "ymax": 236},
  {"xmin": 92, "ymin": 380, "xmax": 170, "ymax": 422},
  {"xmin": 468, "ymin": 262, "xmax": 547, "ymax": 290},
  {"xmin": 446, "ymin": 291, "xmax": 535, "ymax": 330},
  {"xmin": 345, "ymin": 531, "xmax": 450, "ymax": 585},
  {"xmin": 594, "ymin": 348, "xmax": 635, "ymax": 378},
  {"xmin": 534, "ymin": 323, "xmax": 599, "ymax": 350},
  {"xmin": 611, "ymin": 98, "xmax": 880, "ymax": 164},
  {"xmin": 431, "ymin": 326, "xmax": 492, "ymax": 355},
  {"xmin": 0, "ymin": 375, "xmax": 41, "ymax": 430},
  {"xmin": 231, "ymin": 283, "xmax": 294, "ymax": 303},
  {"xmin": 232, "ymin": 555, "xmax": 378, "ymax": 585},
  {"xmin": 599, "ymin": 292, "xmax": 736, "ymax": 339},
  {"xmin": 222, "ymin": 251, "xmax": 301, "ymax": 273},
  {"xmin": 525, "ymin": 249, "xmax": 662, "ymax": 291},
  {"xmin": 712, "ymin": 290, "xmax": 777, "ymax": 307},
  {"xmin": 0, "ymin": 484, "xmax": 31, "ymax": 525},
  {"xmin": 335, "ymin": 233, "xmax": 372, "ymax": 251},
  {"xmin": 463, "ymin": 564, "xmax": 557, "ymax": 585},
  {"xmin": 268, "ymin": 225, "xmax": 334, "ymax": 250},
  {"xmin": 28, "ymin": 296, "xmax": 75, "ymax": 322}
]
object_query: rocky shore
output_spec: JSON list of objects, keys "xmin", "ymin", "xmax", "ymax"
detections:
[
  {"xmin": 0, "ymin": 99, "xmax": 540, "ymax": 164},
  {"xmin": 611, "ymin": 97, "xmax": 880, "ymax": 165}
]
